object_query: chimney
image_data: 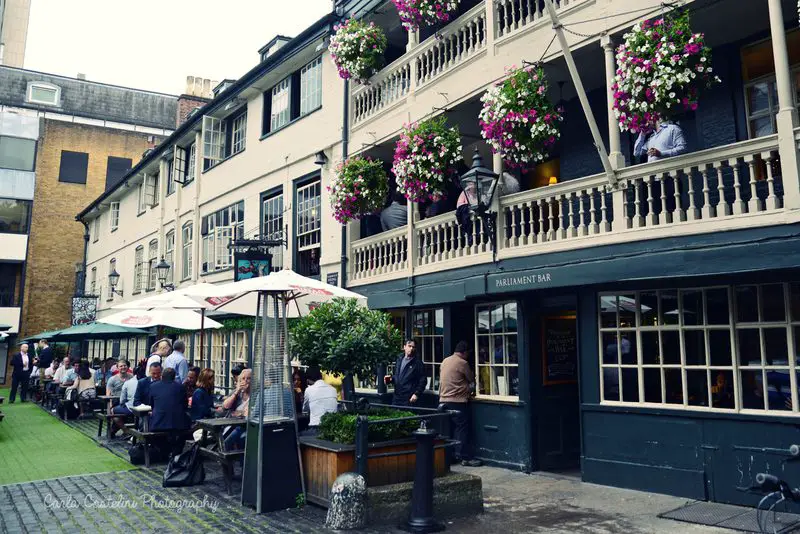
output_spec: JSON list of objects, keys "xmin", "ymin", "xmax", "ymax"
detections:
[
  {"xmin": 77, "ymin": 73, "xmax": 86, "ymax": 80},
  {"xmin": 176, "ymin": 75, "xmax": 214, "ymax": 127}
]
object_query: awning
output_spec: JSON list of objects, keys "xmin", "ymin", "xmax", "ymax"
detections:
[
  {"xmin": 51, "ymin": 322, "xmax": 150, "ymax": 341},
  {"xmin": 21, "ymin": 328, "xmax": 67, "ymax": 343}
]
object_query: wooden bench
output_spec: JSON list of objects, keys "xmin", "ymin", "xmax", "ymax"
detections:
[
  {"xmin": 199, "ymin": 447, "xmax": 244, "ymax": 495},
  {"xmin": 96, "ymin": 412, "xmax": 134, "ymax": 440},
  {"xmin": 127, "ymin": 428, "xmax": 192, "ymax": 468}
]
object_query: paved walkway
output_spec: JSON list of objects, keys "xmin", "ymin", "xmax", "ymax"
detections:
[{"xmin": 0, "ymin": 402, "xmax": 738, "ymax": 533}]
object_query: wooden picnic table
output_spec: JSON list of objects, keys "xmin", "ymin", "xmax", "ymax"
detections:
[
  {"xmin": 131, "ymin": 404, "xmax": 152, "ymax": 432},
  {"xmin": 195, "ymin": 417, "xmax": 247, "ymax": 494},
  {"xmin": 96, "ymin": 395, "xmax": 121, "ymax": 440}
]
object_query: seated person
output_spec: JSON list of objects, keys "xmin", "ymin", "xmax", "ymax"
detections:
[
  {"xmin": 302, "ymin": 365, "xmax": 338, "ymax": 436},
  {"xmin": 148, "ymin": 368, "xmax": 190, "ymax": 456},
  {"xmin": 67, "ymin": 362, "xmax": 96, "ymax": 417},
  {"xmin": 44, "ymin": 359, "xmax": 59, "ymax": 379},
  {"xmin": 62, "ymin": 359, "xmax": 81, "ymax": 388},
  {"xmin": 190, "ymin": 368, "xmax": 218, "ymax": 422},
  {"xmin": 112, "ymin": 368, "xmax": 140, "ymax": 436},
  {"xmin": 183, "ymin": 366, "xmax": 201, "ymax": 401},
  {"xmin": 106, "ymin": 360, "xmax": 133, "ymax": 399},
  {"xmin": 134, "ymin": 362, "xmax": 162, "ymax": 407},
  {"xmin": 222, "ymin": 369, "xmax": 251, "ymax": 451}
]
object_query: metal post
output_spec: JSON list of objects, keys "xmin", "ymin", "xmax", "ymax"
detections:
[
  {"xmin": 405, "ymin": 421, "xmax": 444, "ymax": 533},
  {"xmin": 543, "ymin": 0, "xmax": 616, "ymax": 186},
  {"xmin": 376, "ymin": 363, "xmax": 387, "ymax": 395},
  {"xmin": 355, "ymin": 415, "xmax": 369, "ymax": 481}
]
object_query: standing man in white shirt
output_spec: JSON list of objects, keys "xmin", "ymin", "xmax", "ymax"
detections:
[
  {"xmin": 163, "ymin": 340, "xmax": 189, "ymax": 383},
  {"xmin": 9, "ymin": 343, "xmax": 32, "ymax": 403},
  {"xmin": 302, "ymin": 365, "xmax": 338, "ymax": 436}
]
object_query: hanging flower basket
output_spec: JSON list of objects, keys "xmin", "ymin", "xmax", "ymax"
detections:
[
  {"xmin": 612, "ymin": 11, "xmax": 721, "ymax": 133},
  {"xmin": 479, "ymin": 65, "xmax": 562, "ymax": 169},
  {"xmin": 329, "ymin": 19, "xmax": 388, "ymax": 84},
  {"xmin": 392, "ymin": 0, "xmax": 460, "ymax": 32},
  {"xmin": 392, "ymin": 117, "xmax": 462, "ymax": 203},
  {"xmin": 329, "ymin": 156, "xmax": 389, "ymax": 225}
]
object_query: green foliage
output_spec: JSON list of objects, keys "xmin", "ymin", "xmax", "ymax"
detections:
[
  {"xmin": 289, "ymin": 298, "xmax": 401, "ymax": 377},
  {"xmin": 317, "ymin": 409, "xmax": 419, "ymax": 444},
  {"xmin": 295, "ymin": 493, "xmax": 306, "ymax": 508},
  {"xmin": 219, "ymin": 317, "xmax": 256, "ymax": 331}
]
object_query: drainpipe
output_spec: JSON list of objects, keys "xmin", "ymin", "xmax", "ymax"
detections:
[
  {"xmin": 339, "ymin": 78, "xmax": 349, "ymax": 289},
  {"xmin": 78, "ymin": 218, "xmax": 90, "ymax": 296}
]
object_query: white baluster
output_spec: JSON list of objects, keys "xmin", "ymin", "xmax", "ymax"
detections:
[
  {"xmin": 504, "ymin": 206, "xmax": 512, "ymax": 248},
  {"xmin": 685, "ymin": 167, "xmax": 700, "ymax": 221},
  {"xmin": 565, "ymin": 193, "xmax": 575, "ymax": 238},
  {"xmin": 728, "ymin": 157, "xmax": 744, "ymax": 215},
  {"xmin": 589, "ymin": 188, "xmax": 599, "ymax": 235},
  {"xmin": 671, "ymin": 172, "xmax": 684, "ymax": 223},
  {"xmin": 647, "ymin": 176, "xmax": 657, "ymax": 226},
  {"xmin": 525, "ymin": 0, "xmax": 534, "ymax": 24},
  {"xmin": 634, "ymin": 179, "xmax": 644, "ymax": 228},
  {"xmin": 658, "ymin": 175, "xmax": 667, "ymax": 225},
  {"xmin": 579, "ymin": 191, "xmax": 588, "ymax": 236},
  {"xmin": 547, "ymin": 197, "xmax": 556, "ymax": 241},
  {"xmin": 537, "ymin": 198, "xmax": 546, "ymax": 242},
  {"xmin": 714, "ymin": 162, "xmax": 730, "ymax": 217},
  {"xmin": 701, "ymin": 164, "xmax": 713, "ymax": 219},
  {"xmin": 763, "ymin": 151, "xmax": 779, "ymax": 210},
  {"xmin": 601, "ymin": 186, "xmax": 610, "ymax": 232},
  {"xmin": 510, "ymin": 0, "xmax": 518, "ymax": 32}
]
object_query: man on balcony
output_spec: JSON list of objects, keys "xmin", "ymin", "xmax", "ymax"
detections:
[
  {"xmin": 380, "ymin": 192, "xmax": 407, "ymax": 231},
  {"xmin": 634, "ymin": 120, "xmax": 687, "ymax": 163}
]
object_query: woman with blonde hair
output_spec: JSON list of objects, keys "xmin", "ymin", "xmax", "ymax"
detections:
[{"xmin": 145, "ymin": 338, "xmax": 172, "ymax": 378}]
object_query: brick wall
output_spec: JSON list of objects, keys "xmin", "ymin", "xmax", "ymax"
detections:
[
  {"xmin": 19, "ymin": 120, "xmax": 161, "ymax": 338},
  {"xmin": 176, "ymin": 95, "xmax": 210, "ymax": 126}
]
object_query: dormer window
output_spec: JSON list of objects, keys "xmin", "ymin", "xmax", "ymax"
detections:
[{"xmin": 26, "ymin": 82, "xmax": 61, "ymax": 106}]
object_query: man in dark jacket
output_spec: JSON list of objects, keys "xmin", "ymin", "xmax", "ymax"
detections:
[
  {"xmin": 133, "ymin": 362, "xmax": 161, "ymax": 407},
  {"xmin": 384, "ymin": 340, "xmax": 427, "ymax": 407},
  {"xmin": 149, "ymin": 368, "xmax": 189, "ymax": 431},
  {"xmin": 9, "ymin": 343, "xmax": 32, "ymax": 403},
  {"xmin": 35, "ymin": 339, "xmax": 54, "ymax": 383}
]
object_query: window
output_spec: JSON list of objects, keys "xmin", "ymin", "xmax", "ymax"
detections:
[
  {"xmin": 26, "ymin": 82, "xmax": 60, "ymax": 106},
  {"xmin": 110, "ymin": 202, "xmax": 120, "ymax": 231},
  {"xmin": 262, "ymin": 193, "xmax": 284, "ymax": 271},
  {"xmin": 89, "ymin": 267, "xmax": 97, "ymax": 296},
  {"xmin": 230, "ymin": 330, "xmax": 250, "ymax": 389},
  {"xmin": 0, "ymin": 198, "xmax": 31, "ymax": 234},
  {"xmin": 182, "ymin": 223, "xmax": 193, "ymax": 280},
  {"xmin": 296, "ymin": 180, "xmax": 321, "ymax": 277},
  {"xmin": 201, "ymin": 201, "xmax": 244, "ymax": 273},
  {"xmin": 211, "ymin": 331, "xmax": 226, "ymax": 393},
  {"xmin": 270, "ymin": 77, "xmax": 291, "ymax": 131},
  {"xmin": 185, "ymin": 143, "xmax": 196, "ymax": 184},
  {"xmin": 173, "ymin": 147, "xmax": 186, "ymax": 185},
  {"xmin": 0, "ymin": 264, "xmax": 18, "ymax": 306},
  {"xmin": 166, "ymin": 159, "xmax": 175, "ymax": 196},
  {"xmin": 105, "ymin": 156, "xmax": 132, "ymax": 191},
  {"xmin": 165, "ymin": 230, "xmax": 175, "ymax": 285},
  {"xmin": 139, "ymin": 173, "xmax": 158, "ymax": 212},
  {"xmin": 92, "ymin": 217, "xmax": 99, "ymax": 242},
  {"xmin": 475, "ymin": 302, "xmax": 520, "ymax": 398},
  {"xmin": 150, "ymin": 173, "xmax": 160, "ymax": 206},
  {"xmin": 58, "ymin": 150, "xmax": 89, "ymax": 184},
  {"xmin": 599, "ymin": 284, "xmax": 800, "ymax": 414},
  {"xmin": 202, "ymin": 116, "xmax": 224, "ymax": 164},
  {"xmin": 107, "ymin": 259, "xmax": 116, "ymax": 301},
  {"xmin": 413, "ymin": 309, "xmax": 445, "ymax": 392},
  {"xmin": 231, "ymin": 113, "xmax": 247, "ymax": 155},
  {"xmin": 138, "ymin": 182, "xmax": 147, "ymax": 213},
  {"xmin": 0, "ymin": 136, "xmax": 36, "ymax": 171},
  {"xmin": 300, "ymin": 57, "xmax": 323, "ymax": 115},
  {"xmin": 262, "ymin": 57, "xmax": 323, "ymax": 135},
  {"xmin": 146, "ymin": 239, "xmax": 158, "ymax": 291},
  {"xmin": 133, "ymin": 246, "xmax": 144, "ymax": 294}
]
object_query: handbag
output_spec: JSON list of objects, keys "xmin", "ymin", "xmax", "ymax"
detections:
[{"xmin": 162, "ymin": 442, "xmax": 205, "ymax": 488}]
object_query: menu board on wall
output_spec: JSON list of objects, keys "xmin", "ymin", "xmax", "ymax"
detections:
[{"xmin": 542, "ymin": 315, "xmax": 578, "ymax": 385}]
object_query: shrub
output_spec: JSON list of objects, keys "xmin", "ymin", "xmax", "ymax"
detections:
[{"xmin": 318, "ymin": 409, "xmax": 419, "ymax": 444}]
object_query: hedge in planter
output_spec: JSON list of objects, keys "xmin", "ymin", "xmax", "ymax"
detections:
[
  {"xmin": 612, "ymin": 10, "xmax": 721, "ymax": 133},
  {"xmin": 330, "ymin": 19, "xmax": 388, "ymax": 84},
  {"xmin": 317, "ymin": 409, "xmax": 418, "ymax": 444},
  {"xmin": 329, "ymin": 156, "xmax": 389, "ymax": 225}
]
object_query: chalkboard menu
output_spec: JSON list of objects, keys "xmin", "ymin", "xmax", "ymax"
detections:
[
  {"xmin": 326, "ymin": 272, "xmax": 339, "ymax": 287},
  {"xmin": 542, "ymin": 315, "xmax": 578, "ymax": 385}
]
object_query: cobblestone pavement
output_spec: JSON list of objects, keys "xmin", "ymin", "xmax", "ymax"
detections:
[{"xmin": 0, "ymin": 407, "xmax": 734, "ymax": 533}]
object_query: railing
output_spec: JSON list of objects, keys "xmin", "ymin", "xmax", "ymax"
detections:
[
  {"xmin": 615, "ymin": 134, "xmax": 783, "ymax": 230},
  {"xmin": 496, "ymin": 0, "xmax": 558, "ymax": 38},
  {"xmin": 351, "ymin": 3, "xmax": 487, "ymax": 126},
  {"xmin": 350, "ymin": 134, "xmax": 795, "ymax": 286},
  {"xmin": 350, "ymin": 226, "xmax": 408, "ymax": 282}
]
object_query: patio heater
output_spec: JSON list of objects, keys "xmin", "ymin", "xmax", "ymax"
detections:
[{"xmin": 241, "ymin": 289, "xmax": 304, "ymax": 513}]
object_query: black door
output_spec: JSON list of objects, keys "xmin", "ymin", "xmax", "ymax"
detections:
[{"xmin": 537, "ymin": 314, "xmax": 581, "ymax": 471}]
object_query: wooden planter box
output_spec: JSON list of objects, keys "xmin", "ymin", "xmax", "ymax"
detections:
[{"xmin": 300, "ymin": 436, "xmax": 449, "ymax": 507}]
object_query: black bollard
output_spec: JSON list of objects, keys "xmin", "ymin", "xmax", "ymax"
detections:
[{"xmin": 404, "ymin": 421, "xmax": 444, "ymax": 533}]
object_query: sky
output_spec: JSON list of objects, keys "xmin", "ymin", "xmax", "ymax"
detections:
[{"xmin": 24, "ymin": 0, "xmax": 333, "ymax": 95}]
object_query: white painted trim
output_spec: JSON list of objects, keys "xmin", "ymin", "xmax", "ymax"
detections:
[{"xmin": 0, "ymin": 105, "xmax": 174, "ymax": 136}]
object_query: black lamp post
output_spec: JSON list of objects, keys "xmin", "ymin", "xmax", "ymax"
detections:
[
  {"xmin": 459, "ymin": 148, "xmax": 500, "ymax": 259},
  {"xmin": 108, "ymin": 267, "xmax": 123, "ymax": 297},
  {"xmin": 155, "ymin": 257, "xmax": 175, "ymax": 291}
]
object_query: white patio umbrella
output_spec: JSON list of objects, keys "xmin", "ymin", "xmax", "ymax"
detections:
[
  {"xmin": 188, "ymin": 269, "xmax": 368, "ymax": 317},
  {"xmin": 97, "ymin": 308, "xmax": 223, "ymax": 330}
]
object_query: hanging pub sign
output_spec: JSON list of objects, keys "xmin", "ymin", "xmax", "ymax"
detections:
[
  {"xmin": 72, "ymin": 295, "xmax": 98, "ymax": 326},
  {"xmin": 234, "ymin": 249, "xmax": 272, "ymax": 282},
  {"xmin": 541, "ymin": 315, "xmax": 578, "ymax": 385}
]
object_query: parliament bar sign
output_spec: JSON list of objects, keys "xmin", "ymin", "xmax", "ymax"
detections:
[{"xmin": 490, "ymin": 271, "xmax": 554, "ymax": 293}]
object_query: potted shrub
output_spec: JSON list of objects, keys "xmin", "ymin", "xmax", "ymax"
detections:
[
  {"xmin": 392, "ymin": 116, "xmax": 462, "ymax": 203},
  {"xmin": 392, "ymin": 0, "xmax": 461, "ymax": 32},
  {"xmin": 329, "ymin": 156, "xmax": 389, "ymax": 225},
  {"xmin": 612, "ymin": 11, "xmax": 721, "ymax": 133},
  {"xmin": 329, "ymin": 19, "xmax": 388, "ymax": 84},
  {"xmin": 479, "ymin": 65, "xmax": 563, "ymax": 170}
]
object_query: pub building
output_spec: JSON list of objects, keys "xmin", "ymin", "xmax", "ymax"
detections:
[{"xmin": 344, "ymin": 0, "xmax": 800, "ymax": 507}]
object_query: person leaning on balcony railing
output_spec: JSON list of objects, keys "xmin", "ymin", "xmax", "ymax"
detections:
[
  {"xmin": 634, "ymin": 120, "xmax": 688, "ymax": 163},
  {"xmin": 381, "ymin": 191, "xmax": 408, "ymax": 231}
]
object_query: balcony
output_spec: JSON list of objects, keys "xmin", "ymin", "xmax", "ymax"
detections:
[{"xmin": 349, "ymin": 133, "xmax": 799, "ymax": 286}]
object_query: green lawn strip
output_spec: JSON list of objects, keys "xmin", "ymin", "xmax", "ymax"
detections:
[{"xmin": 0, "ymin": 388, "xmax": 133, "ymax": 486}]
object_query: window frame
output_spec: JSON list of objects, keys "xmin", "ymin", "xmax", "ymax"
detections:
[
  {"xmin": 165, "ymin": 229, "xmax": 175, "ymax": 285},
  {"xmin": 110, "ymin": 202, "xmax": 120, "ymax": 232},
  {"xmin": 146, "ymin": 239, "xmax": 158, "ymax": 292},
  {"xmin": 270, "ymin": 77, "xmax": 292, "ymax": 132},
  {"xmin": 231, "ymin": 112, "xmax": 247, "ymax": 156},
  {"xmin": 261, "ymin": 190, "xmax": 284, "ymax": 272},
  {"xmin": 89, "ymin": 267, "xmax": 97, "ymax": 296},
  {"xmin": 412, "ymin": 309, "xmax": 446, "ymax": 392},
  {"xmin": 181, "ymin": 222, "xmax": 193, "ymax": 281},
  {"xmin": 92, "ymin": 216, "xmax": 100, "ymax": 243},
  {"xmin": 133, "ymin": 246, "xmax": 144, "ymax": 294},
  {"xmin": 0, "ymin": 197, "xmax": 32, "ymax": 234},
  {"xmin": 185, "ymin": 143, "xmax": 196, "ymax": 185},
  {"xmin": 598, "ymin": 284, "xmax": 800, "ymax": 416},
  {"xmin": 743, "ymin": 66, "xmax": 800, "ymax": 139},
  {"xmin": 300, "ymin": 56, "xmax": 323, "ymax": 116},
  {"xmin": 201, "ymin": 201, "xmax": 244, "ymax": 273},
  {"xmin": 26, "ymin": 82, "xmax": 61, "ymax": 106},
  {"xmin": 294, "ymin": 178, "xmax": 321, "ymax": 277},
  {"xmin": 165, "ymin": 158, "xmax": 175, "ymax": 196},
  {"xmin": 474, "ymin": 301, "xmax": 520, "ymax": 400},
  {"xmin": 0, "ymin": 135, "xmax": 36, "ymax": 172}
]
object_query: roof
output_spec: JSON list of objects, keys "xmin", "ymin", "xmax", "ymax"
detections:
[
  {"xmin": 0, "ymin": 66, "xmax": 178, "ymax": 130},
  {"xmin": 75, "ymin": 11, "xmax": 335, "ymax": 221},
  {"xmin": 258, "ymin": 35, "xmax": 294, "ymax": 56}
]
